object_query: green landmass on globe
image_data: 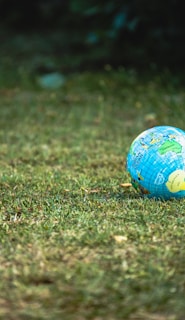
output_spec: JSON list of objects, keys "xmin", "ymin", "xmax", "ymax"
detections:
[{"xmin": 158, "ymin": 140, "xmax": 182, "ymax": 155}]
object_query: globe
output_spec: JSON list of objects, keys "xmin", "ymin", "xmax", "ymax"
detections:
[{"xmin": 126, "ymin": 126, "xmax": 185, "ymax": 200}]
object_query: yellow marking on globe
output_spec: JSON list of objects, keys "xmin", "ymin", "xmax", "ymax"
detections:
[{"xmin": 166, "ymin": 170, "xmax": 185, "ymax": 193}]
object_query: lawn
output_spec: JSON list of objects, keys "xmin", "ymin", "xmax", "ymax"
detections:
[{"xmin": 0, "ymin": 69, "xmax": 185, "ymax": 320}]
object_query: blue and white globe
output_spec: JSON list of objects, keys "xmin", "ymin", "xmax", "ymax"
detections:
[{"xmin": 127, "ymin": 126, "xmax": 185, "ymax": 200}]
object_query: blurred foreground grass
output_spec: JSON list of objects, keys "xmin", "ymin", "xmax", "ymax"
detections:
[{"xmin": 0, "ymin": 70, "xmax": 185, "ymax": 320}]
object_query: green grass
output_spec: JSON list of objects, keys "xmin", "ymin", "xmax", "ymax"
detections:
[{"xmin": 0, "ymin": 70, "xmax": 185, "ymax": 320}]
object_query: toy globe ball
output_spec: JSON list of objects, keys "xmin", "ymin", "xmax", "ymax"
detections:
[{"xmin": 126, "ymin": 126, "xmax": 185, "ymax": 200}]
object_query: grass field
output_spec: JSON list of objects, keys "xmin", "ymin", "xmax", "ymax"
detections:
[{"xmin": 0, "ymin": 69, "xmax": 185, "ymax": 320}]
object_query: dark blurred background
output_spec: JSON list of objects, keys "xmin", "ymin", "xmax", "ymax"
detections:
[{"xmin": 0, "ymin": 0, "xmax": 184, "ymax": 74}]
